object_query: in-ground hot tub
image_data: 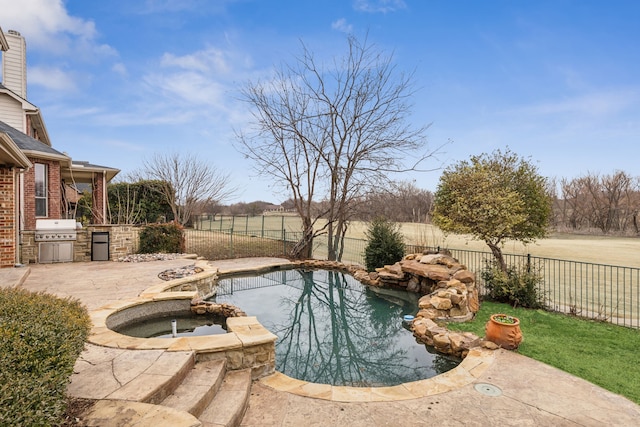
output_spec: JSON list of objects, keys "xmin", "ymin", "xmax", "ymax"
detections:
[
  {"xmin": 108, "ymin": 297, "xmax": 245, "ymax": 338},
  {"xmin": 92, "ymin": 292, "xmax": 278, "ymax": 379}
]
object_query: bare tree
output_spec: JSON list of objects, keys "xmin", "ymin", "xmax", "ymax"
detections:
[
  {"xmin": 558, "ymin": 171, "xmax": 640, "ymax": 235},
  {"xmin": 139, "ymin": 152, "xmax": 237, "ymax": 226},
  {"xmin": 237, "ymin": 35, "xmax": 439, "ymax": 260},
  {"xmin": 107, "ymin": 182, "xmax": 143, "ymax": 224}
]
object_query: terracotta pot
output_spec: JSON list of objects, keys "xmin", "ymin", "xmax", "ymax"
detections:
[{"xmin": 485, "ymin": 314, "xmax": 523, "ymax": 350}]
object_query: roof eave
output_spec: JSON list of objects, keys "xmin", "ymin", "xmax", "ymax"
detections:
[
  {"xmin": 24, "ymin": 110, "xmax": 52, "ymax": 147},
  {"xmin": 64, "ymin": 164, "xmax": 121, "ymax": 183},
  {"xmin": 0, "ymin": 86, "xmax": 38, "ymax": 111},
  {"xmin": 22, "ymin": 149, "xmax": 72, "ymax": 167},
  {"xmin": 0, "ymin": 132, "xmax": 32, "ymax": 169}
]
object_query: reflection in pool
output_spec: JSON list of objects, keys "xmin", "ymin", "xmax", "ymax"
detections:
[{"xmin": 213, "ymin": 269, "xmax": 460, "ymax": 387}]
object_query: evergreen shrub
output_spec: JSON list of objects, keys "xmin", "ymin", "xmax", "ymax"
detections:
[
  {"xmin": 138, "ymin": 222, "xmax": 185, "ymax": 254},
  {"xmin": 364, "ymin": 217, "xmax": 405, "ymax": 272},
  {"xmin": 0, "ymin": 288, "xmax": 91, "ymax": 426}
]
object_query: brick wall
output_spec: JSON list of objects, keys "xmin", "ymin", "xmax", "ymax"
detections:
[
  {"xmin": 0, "ymin": 167, "xmax": 16, "ymax": 268},
  {"xmin": 23, "ymin": 157, "xmax": 63, "ymax": 229}
]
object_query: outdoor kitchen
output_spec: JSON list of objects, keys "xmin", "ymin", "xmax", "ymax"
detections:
[{"xmin": 19, "ymin": 224, "xmax": 139, "ymax": 265}]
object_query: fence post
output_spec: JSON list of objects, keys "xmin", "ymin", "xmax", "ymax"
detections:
[
  {"xmin": 261, "ymin": 215, "xmax": 265, "ymax": 238},
  {"xmin": 245, "ymin": 215, "xmax": 249, "ymax": 234},
  {"xmin": 283, "ymin": 230, "xmax": 286, "ymax": 255},
  {"xmin": 230, "ymin": 225, "xmax": 234, "ymax": 258},
  {"xmin": 527, "ymin": 253, "xmax": 531, "ymax": 273}
]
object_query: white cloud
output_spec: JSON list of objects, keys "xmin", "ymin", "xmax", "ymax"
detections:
[
  {"xmin": 105, "ymin": 139, "xmax": 146, "ymax": 151},
  {"xmin": 331, "ymin": 18, "xmax": 353, "ymax": 34},
  {"xmin": 0, "ymin": 0, "xmax": 115, "ymax": 58},
  {"xmin": 112, "ymin": 63, "xmax": 128, "ymax": 77},
  {"xmin": 143, "ymin": 70, "xmax": 226, "ymax": 108},
  {"xmin": 515, "ymin": 89, "xmax": 638, "ymax": 118},
  {"xmin": 161, "ymin": 47, "xmax": 230, "ymax": 74},
  {"xmin": 28, "ymin": 66, "xmax": 77, "ymax": 91},
  {"xmin": 353, "ymin": 0, "xmax": 406, "ymax": 13}
]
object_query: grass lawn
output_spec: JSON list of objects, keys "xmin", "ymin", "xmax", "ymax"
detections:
[{"xmin": 446, "ymin": 301, "xmax": 640, "ymax": 404}]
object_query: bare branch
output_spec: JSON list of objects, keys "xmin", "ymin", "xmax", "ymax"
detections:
[{"xmin": 236, "ymin": 35, "xmax": 439, "ymax": 259}]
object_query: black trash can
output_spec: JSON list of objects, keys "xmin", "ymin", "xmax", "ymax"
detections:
[{"xmin": 91, "ymin": 231, "xmax": 110, "ymax": 261}]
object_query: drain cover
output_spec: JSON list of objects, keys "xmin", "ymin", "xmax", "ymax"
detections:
[{"xmin": 474, "ymin": 383, "xmax": 502, "ymax": 397}]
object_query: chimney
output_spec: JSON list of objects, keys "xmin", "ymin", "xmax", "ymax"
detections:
[{"xmin": 2, "ymin": 30, "xmax": 27, "ymax": 99}]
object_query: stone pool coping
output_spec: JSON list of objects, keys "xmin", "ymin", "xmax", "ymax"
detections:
[
  {"xmin": 87, "ymin": 256, "xmax": 497, "ymax": 402},
  {"xmin": 259, "ymin": 346, "xmax": 495, "ymax": 402}
]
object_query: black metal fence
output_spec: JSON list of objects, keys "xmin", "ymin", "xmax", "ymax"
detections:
[{"xmin": 186, "ymin": 218, "xmax": 640, "ymax": 328}]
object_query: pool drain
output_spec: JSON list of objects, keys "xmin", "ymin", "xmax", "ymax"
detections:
[{"xmin": 474, "ymin": 383, "xmax": 502, "ymax": 397}]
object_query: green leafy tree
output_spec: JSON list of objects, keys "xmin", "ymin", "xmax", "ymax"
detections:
[
  {"xmin": 364, "ymin": 217, "xmax": 406, "ymax": 271},
  {"xmin": 432, "ymin": 148, "xmax": 552, "ymax": 272}
]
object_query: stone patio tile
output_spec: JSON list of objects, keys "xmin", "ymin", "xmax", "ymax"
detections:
[
  {"xmin": 83, "ymin": 399, "xmax": 201, "ymax": 427},
  {"xmin": 167, "ymin": 333, "xmax": 242, "ymax": 352},
  {"xmin": 113, "ymin": 349, "xmax": 165, "ymax": 384},
  {"xmin": 369, "ymin": 384, "xmax": 417, "ymax": 401},
  {"xmin": 232, "ymin": 325, "xmax": 278, "ymax": 346},
  {"xmin": 400, "ymin": 377, "xmax": 451, "ymax": 397},
  {"xmin": 259, "ymin": 372, "xmax": 308, "ymax": 392},
  {"xmin": 150, "ymin": 291, "xmax": 197, "ymax": 301},
  {"xmin": 107, "ymin": 373, "xmax": 173, "ymax": 402},
  {"xmin": 67, "ymin": 360, "xmax": 123, "ymax": 400},
  {"xmin": 128, "ymin": 337, "xmax": 172, "ymax": 350},
  {"xmin": 290, "ymin": 381, "xmax": 333, "ymax": 400},
  {"xmin": 330, "ymin": 386, "xmax": 373, "ymax": 402},
  {"xmin": 144, "ymin": 351, "xmax": 193, "ymax": 376}
]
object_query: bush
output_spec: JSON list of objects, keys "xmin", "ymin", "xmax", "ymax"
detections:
[
  {"xmin": 481, "ymin": 261, "xmax": 546, "ymax": 309},
  {"xmin": 364, "ymin": 217, "xmax": 405, "ymax": 271},
  {"xmin": 0, "ymin": 288, "xmax": 91, "ymax": 426},
  {"xmin": 138, "ymin": 222, "xmax": 185, "ymax": 254}
]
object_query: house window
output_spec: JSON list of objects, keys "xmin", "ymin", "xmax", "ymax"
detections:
[{"xmin": 35, "ymin": 163, "xmax": 48, "ymax": 217}]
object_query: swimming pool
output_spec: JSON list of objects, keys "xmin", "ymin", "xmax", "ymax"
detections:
[{"xmin": 213, "ymin": 268, "xmax": 459, "ymax": 387}]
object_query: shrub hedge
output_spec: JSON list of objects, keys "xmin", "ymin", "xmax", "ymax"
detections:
[
  {"xmin": 138, "ymin": 222, "xmax": 185, "ymax": 254},
  {"xmin": 0, "ymin": 287, "xmax": 91, "ymax": 426}
]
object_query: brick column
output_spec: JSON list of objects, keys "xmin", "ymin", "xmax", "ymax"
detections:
[
  {"xmin": 0, "ymin": 167, "xmax": 16, "ymax": 267},
  {"xmin": 92, "ymin": 171, "xmax": 106, "ymax": 224}
]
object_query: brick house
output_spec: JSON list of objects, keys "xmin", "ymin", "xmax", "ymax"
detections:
[{"xmin": 0, "ymin": 28, "xmax": 119, "ymax": 267}]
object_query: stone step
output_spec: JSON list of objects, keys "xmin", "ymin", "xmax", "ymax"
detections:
[
  {"xmin": 198, "ymin": 368, "xmax": 252, "ymax": 427},
  {"xmin": 105, "ymin": 350, "xmax": 196, "ymax": 405},
  {"xmin": 161, "ymin": 359, "xmax": 227, "ymax": 417}
]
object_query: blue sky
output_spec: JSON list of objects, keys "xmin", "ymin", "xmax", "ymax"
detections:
[{"xmin": 1, "ymin": 0, "xmax": 639, "ymax": 203}]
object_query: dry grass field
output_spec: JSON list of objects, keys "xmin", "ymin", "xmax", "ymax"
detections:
[
  {"xmin": 192, "ymin": 215, "xmax": 640, "ymax": 326},
  {"xmin": 198, "ymin": 215, "xmax": 640, "ymax": 268},
  {"xmin": 346, "ymin": 222, "xmax": 640, "ymax": 269}
]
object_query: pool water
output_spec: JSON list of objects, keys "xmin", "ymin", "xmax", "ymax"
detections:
[
  {"xmin": 114, "ymin": 313, "xmax": 227, "ymax": 338},
  {"xmin": 213, "ymin": 269, "xmax": 460, "ymax": 387}
]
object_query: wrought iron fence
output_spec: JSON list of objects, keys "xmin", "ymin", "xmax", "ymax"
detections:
[{"xmin": 184, "ymin": 218, "xmax": 640, "ymax": 328}]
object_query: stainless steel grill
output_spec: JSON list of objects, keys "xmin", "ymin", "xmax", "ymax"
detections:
[{"xmin": 35, "ymin": 219, "xmax": 78, "ymax": 241}]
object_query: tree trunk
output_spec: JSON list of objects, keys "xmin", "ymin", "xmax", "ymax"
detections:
[{"xmin": 487, "ymin": 242, "xmax": 507, "ymax": 273}]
